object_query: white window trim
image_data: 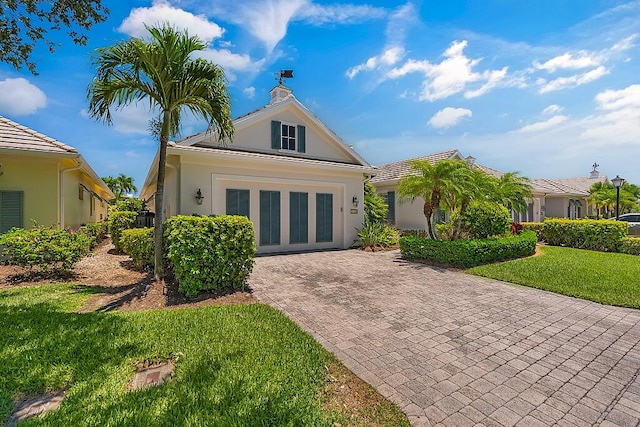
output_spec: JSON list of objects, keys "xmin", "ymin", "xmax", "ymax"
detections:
[{"xmin": 279, "ymin": 121, "xmax": 297, "ymax": 152}]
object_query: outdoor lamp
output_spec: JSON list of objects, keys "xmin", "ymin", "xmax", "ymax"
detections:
[
  {"xmin": 352, "ymin": 196, "xmax": 359, "ymax": 207},
  {"xmin": 612, "ymin": 175, "xmax": 624, "ymax": 220},
  {"xmin": 195, "ymin": 188, "xmax": 204, "ymax": 205}
]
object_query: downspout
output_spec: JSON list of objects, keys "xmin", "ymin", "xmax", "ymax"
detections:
[{"xmin": 59, "ymin": 159, "xmax": 82, "ymax": 230}]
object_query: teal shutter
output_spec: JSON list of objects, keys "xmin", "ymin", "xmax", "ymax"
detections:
[
  {"xmin": 316, "ymin": 193, "xmax": 333, "ymax": 242},
  {"xmin": 226, "ymin": 189, "xmax": 250, "ymax": 218},
  {"xmin": 386, "ymin": 191, "xmax": 395, "ymax": 225},
  {"xmin": 260, "ymin": 191, "xmax": 280, "ymax": 245},
  {"xmin": 290, "ymin": 192, "xmax": 308, "ymax": 244},
  {"xmin": 0, "ymin": 191, "xmax": 24, "ymax": 233},
  {"xmin": 271, "ymin": 120, "xmax": 281, "ymax": 149},
  {"xmin": 297, "ymin": 125, "xmax": 306, "ymax": 153}
]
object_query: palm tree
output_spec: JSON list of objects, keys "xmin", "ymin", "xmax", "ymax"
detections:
[
  {"xmin": 448, "ymin": 166, "xmax": 497, "ymax": 240},
  {"xmin": 492, "ymin": 172, "xmax": 533, "ymax": 214},
  {"xmin": 398, "ymin": 159, "xmax": 468, "ymax": 239},
  {"xmin": 102, "ymin": 174, "xmax": 138, "ymax": 200},
  {"xmin": 87, "ymin": 25, "xmax": 234, "ymax": 281}
]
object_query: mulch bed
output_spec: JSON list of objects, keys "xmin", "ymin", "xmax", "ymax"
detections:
[{"xmin": 0, "ymin": 238, "xmax": 257, "ymax": 312}]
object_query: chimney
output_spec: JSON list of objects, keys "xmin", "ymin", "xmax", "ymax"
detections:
[
  {"xmin": 590, "ymin": 162, "xmax": 599, "ymax": 178},
  {"xmin": 269, "ymin": 85, "xmax": 292, "ymax": 104},
  {"xmin": 465, "ymin": 155, "xmax": 476, "ymax": 166}
]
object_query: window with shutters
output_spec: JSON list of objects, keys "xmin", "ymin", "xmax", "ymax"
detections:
[
  {"xmin": 226, "ymin": 189, "xmax": 250, "ymax": 218},
  {"xmin": 385, "ymin": 191, "xmax": 395, "ymax": 225},
  {"xmin": 290, "ymin": 192, "xmax": 308, "ymax": 244},
  {"xmin": 260, "ymin": 191, "xmax": 280, "ymax": 246},
  {"xmin": 316, "ymin": 193, "xmax": 333, "ymax": 242},
  {"xmin": 271, "ymin": 120, "xmax": 306, "ymax": 153},
  {"xmin": 0, "ymin": 191, "xmax": 24, "ymax": 233}
]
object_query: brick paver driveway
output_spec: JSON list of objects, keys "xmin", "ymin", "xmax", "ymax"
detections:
[{"xmin": 249, "ymin": 249, "xmax": 640, "ymax": 427}]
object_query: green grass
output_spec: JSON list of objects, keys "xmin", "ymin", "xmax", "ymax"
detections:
[
  {"xmin": 0, "ymin": 284, "xmax": 408, "ymax": 426},
  {"xmin": 468, "ymin": 245, "xmax": 640, "ymax": 308}
]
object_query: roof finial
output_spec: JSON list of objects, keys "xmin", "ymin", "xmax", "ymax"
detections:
[{"xmin": 590, "ymin": 162, "xmax": 600, "ymax": 178}]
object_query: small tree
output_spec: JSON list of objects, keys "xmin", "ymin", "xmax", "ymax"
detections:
[
  {"xmin": 102, "ymin": 173, "xmax": 138, "ymax": 200},
  {"xmin": 363, "ymin": 180, "xmax": 388, "ymax": 224}
]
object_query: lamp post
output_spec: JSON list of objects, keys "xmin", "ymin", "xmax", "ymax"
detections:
[{"xmin": 611, "ymin": 175, "xmax": 624, "ymax": 220}]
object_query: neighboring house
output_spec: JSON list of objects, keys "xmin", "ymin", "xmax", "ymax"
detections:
[
  {"xmin": 140, "ymin": 85, "xmax": 374, "ymax": 253},
  {"xmin": 371, "ymin": 149, "xmax": 606, "ymax": 230},
  {"xmin": 0, "ymin": 115, "xmax": 113, "ymax": 233}
]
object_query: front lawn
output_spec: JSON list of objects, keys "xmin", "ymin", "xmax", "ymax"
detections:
[
  {"xmin": 0, "ymin": 284, "xmax": 408, "ymax": 426},
  {"xmin": 468, "ymin": 245, "xmax": 640, "ymax": 308}
]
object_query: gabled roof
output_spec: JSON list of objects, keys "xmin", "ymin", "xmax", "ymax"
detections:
[
  {"xmin": 555, "ymin": 176, "xmax": 607, "ymax": 194},
  {"xmin": 0, "ymin": 115, "xmax": 77, "ymax": 154},
  {"xmin": 529, "ymin": 178, "xmax": 588, "ymax": 196},
  {"xmin": 370, "ymin": 149, "xmax": 462, "ymax": 183},
  {"xmin": 174, "ymin": 89, "xmax": 371, "ymax": 168}
]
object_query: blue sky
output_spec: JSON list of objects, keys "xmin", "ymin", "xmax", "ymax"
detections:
[{"xmin": 1, "ymin": 0, "xmax": 639, "ymax": 192}]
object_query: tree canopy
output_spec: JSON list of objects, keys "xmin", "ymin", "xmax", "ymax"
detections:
[
  {"xmin": 589, "ymin": 180, "xmax": 640, "ymax": 217},
  {"xmin": 102, "ymin": 174, "xmax": 138, "ymax": 200},
  {"xmin": 87, "ymin": 24, "xmax": 234, "ymax": 280},
  {"xmin": 0, "ymin": 0, "xmax": 109, "ymax": 74}
]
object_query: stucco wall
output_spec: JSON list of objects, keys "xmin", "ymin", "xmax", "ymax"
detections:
[
  {"xmin": 544, "ymin": 197, "xmax": 568, "ymax": 218},
  {"xmin": 63, "ymin": 168, "xmax": 110, "ymax": 229},
  {"xmin": 174, "ymin": 152, "xmax": 365, "ymax": 253},
  {"xmin": 0, "ymin": 154, "xmax": 59, "ymax": 228}
]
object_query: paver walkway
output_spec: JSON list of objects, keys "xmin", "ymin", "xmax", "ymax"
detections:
[{"xmin": 249, "ymin": 249, "xmax": 640, "ymax": 427}]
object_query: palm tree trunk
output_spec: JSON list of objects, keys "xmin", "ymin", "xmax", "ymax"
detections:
[
  {"xmin": 423, "ymin": 201, "xmax": 436, "ymax": 239},
  {"xmin": 153, "ymin": 110, "xmax": 171, "ymax": 281}
]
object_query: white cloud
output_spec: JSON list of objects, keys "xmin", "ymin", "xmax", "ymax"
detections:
[
  {"xmin": 538, "ymin": 66, "xmax": 608, "ymax": 94},
  {"xmin": 0, "ymin": 78, "xmax": 47, "ymax": 116},
  {"xmin": 580, "ymin": 84, "xmax": 640, "ymax": 142},
  {"xmin": 209, "ymin": 0, "xmax": 385, "ymax": 53},
  {"xmin": 534, "ymin": 51, "xmax": 600, "ymax": 72},
  {"xmin": 516, "ymin": 115, "xmax": 568, "ymax": 133},
  {"xmin": 197, "ymin": 49, "xmax": 265, "ymax": 72},
  {"xmin": 119, "ymin": 1, "xmax": 224, "ymax": 43},
  {"xmin": 428, "ymin": 107, "xmax": 472, "ymax": 129},
  {"xmin": 243, "ymin": 87, "xmax": 256, "ymax": 99},
  {"xmin": 595, "ymin": 84, "xmax": 640, "ymax": 110},
  {"xmin": 99, "ymin": 104, "xmax": 154, "ymax": 135},
  {"xmin": 346, "ymin": 46, "xmax": 405, "ymax": 79},
  {"xmin": 542, "ymin": 104, "xmax": 564, "ymax": 115},
  {"xmin": 387, "ymin": 40, "xmax": 509, "ymax": 101}
]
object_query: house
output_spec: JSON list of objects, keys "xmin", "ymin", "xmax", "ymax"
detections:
[
  {"xmin": 140, "ymin": 85, "xmax": 374, "ymax": 253},
  {"xmin": 0, "ymin": 115, "xmax": 113, "ymax": 233},
  {"xmin": 371, "ymin": 149, "xmax": 605, "ymax": 230}
]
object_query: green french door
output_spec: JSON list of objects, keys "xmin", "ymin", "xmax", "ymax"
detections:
[
  {"xmin": 290, "ymin": 192, "xmax": 308, "ymax": 244},
  {"xmin": 260, "ymin": 190, "xmax": 280, "ymax": 246},
  {"xmin": 316, "ymin": 193, "xmax": 333, "ymax": 242}
]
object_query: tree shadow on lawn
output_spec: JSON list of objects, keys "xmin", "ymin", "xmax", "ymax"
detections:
[{"xmin": 0, "ymin": 296, "xmax": 142, "ymax": 423}]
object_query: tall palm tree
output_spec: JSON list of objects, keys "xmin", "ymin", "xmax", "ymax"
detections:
[
  {"xmin": 448, "ymin": 166, "xmax": 497, "ymax": 240},
  {"xmin": 398, "ymin": 159, "xmax": 468, "ymax": 239},
  {"xmin": 87, "ymin": 25, "xmax": 234, "ymax": 280},
  {"xmin": 492, "ymin": 172, "xmax": 533, "ymax": 214},
  {"xmin": 116, "ymin": 173, "xmax": 138, "ymax": 197}
]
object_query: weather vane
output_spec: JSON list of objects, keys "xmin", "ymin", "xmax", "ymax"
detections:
[
  {"xmin": 276, "ymin": 69, "xmax": 294, "ymax": 85},
  {"xmin": 592, "ymin": 162, "xmax": 599, "ymax": 171}
]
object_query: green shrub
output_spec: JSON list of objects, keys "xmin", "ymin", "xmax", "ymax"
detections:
[
  {"xmin": 364, "ymin": 180, "xmax": 388, "ymax": 224},
  {"xmin": 619, "ymin": 237, "xmax": 640, "ymax": 255},
  {"xmin": 355, "ymin": 221, "xmax": 399, "ymax": 249},
  {"xmin": 164, "ymin": 215, "xmax": 256, "ymax": 297},
  {"xmin": 0, "ymin": 226, "xmax": 92, "ymax": 272},
  {"xmin": 81, "ymin": 221, "xmax": 109, "ymax": 247},
  {"xmin": 542, "ymin": 219, "xmax": 627, "ymax": 252},
  {"xmin": 457, "ymin": 202, "xmax": 511, "ymax": 239},
  {"xmin": 522, "ymin": 222, "xmax": 545, "ymax": 241},
  {"xmin": 400, "ymin": 231, "xmax": 537, "ymax": 268},
  {"xmin": 109, "ymin": 211, "xmax": 137, "ymax": 251},
  {"xmin": 109, "ymin": 198, "xmax": 146, "ymax": 213},
  {"xmin": 120, "ymin": 227, "xmax": 154, "ymax": 267}
]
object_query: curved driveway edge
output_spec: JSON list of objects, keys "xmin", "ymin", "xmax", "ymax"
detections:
[{"xmin": 249, "ymin": 249, "xmax": 640, "ymax": 427}]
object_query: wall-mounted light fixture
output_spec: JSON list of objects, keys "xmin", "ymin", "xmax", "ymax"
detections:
[
  {"xmin": 352, "ymin": 196, "xmax": 359, "ymax": 207},
  {"xmin": 195, "ymin": 188, "xmax": 204, "ymax": 205}
]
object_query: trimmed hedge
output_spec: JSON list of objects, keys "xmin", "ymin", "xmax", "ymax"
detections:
[
  {"xmin": 541, "ymin": 219, "xmax": 627, "ymax": 252},
  {"xmin": 120, "ymin": 227, "xmax": 154, "ymax": 267},
  {"xmin": 457, "ymin": 202, "xmax": 511, "ymax": 239},
  {"xmin": 620, "ymin": 237, "xmax": 640, "ymax": 256},
  {"xmin": 521, "ymin": 222, "xmax": 545, "ymax": 241},
  {"xmin": 164, "ymin": 215, "xmax": 256, "ymax": 297},
  {"xmin": 400, "ymin": 231, "xmax": 537, "ymax": 268},
  {"xmin": 0, "ymin": 226, "xmax": 92, "ymax": 272},
  {"xmin": 109, "ymin": 211, "xmax": 137, "ymax": 251},
  {"xmin": 81, "ymin": 221, "xmax": 109, "ymax": 248}
]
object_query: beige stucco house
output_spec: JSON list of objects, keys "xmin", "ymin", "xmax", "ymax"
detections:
[
  {"xmin": 371, "ymin": 149, "xmax": 605, "ymax": 230},
  {"xmin": 0, "ymin": 115, "xmax": 113, "ymax": 233},
  {"xmin": 140, "ymin": 85, "xmax": 374, "ymax": 253}
]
